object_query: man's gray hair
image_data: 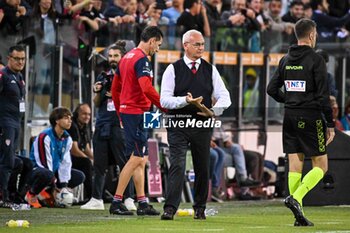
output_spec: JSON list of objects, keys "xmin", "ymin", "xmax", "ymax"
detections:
[{"xmin": 182, "ymin": 30, "xmax": 203, "ymax": 44}]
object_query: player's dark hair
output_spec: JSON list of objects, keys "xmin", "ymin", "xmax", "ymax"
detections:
[
  {"xmin": 49, "ymin": 107, "xmax": 72, "ymax": 127},
  {"xmin": 140, "ymin": 26, "xmax": 163, "ymax": 42},
  {"xmin": 184, "ymin": 0, "xmax": 199, "ymax": 9},
  {"xmin": 294, "ymin": 18, "xmax": 316, "ymax": 40},
  {"xmin": 8, "ymin": 45, "xmax": 25, "ymax": 55},
  {"xmin": 109, "ymin": 40, "xmax": 127, "ymax": 56},
  {"xmin": 310, "ymin": 0, "xmax": 322, "ymax": 10},
  {"xmin": 290, "ymin": 0, "xmax": 304, "ymax": 8}
]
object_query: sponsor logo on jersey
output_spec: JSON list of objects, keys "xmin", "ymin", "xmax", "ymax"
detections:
[
  {"xmin": 285, "ymin": 80, "xmax": 306, "ymax": 92},
  {"xmin": 286, "ymin": 65, "xmax": 303, "ymax": 70}
]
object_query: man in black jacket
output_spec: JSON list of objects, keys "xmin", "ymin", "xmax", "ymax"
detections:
[{"xmin": 267, "ymin": 18, "xmax": 335, "ymax": 227}]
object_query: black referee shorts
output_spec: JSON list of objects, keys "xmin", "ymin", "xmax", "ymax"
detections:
[{"xmin": 283, "ymin": 109, "xmax": 327, "ymax": 157}]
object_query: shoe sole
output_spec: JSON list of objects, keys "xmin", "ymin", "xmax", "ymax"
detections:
[
  {"xmin": 285, "ymin": 200, "xmax": 310, "ymax": 226},
  {"xmin": 81, "ymin": 206, "xmax": 105, "ymax": 210},
  {"xmin": 137, "ymin": 212, "xmax": 160, "ymax": 216}
]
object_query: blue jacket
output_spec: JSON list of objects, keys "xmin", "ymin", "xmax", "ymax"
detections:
[
  {"xmin": 30, "ymin": 127, "xmax": 73, "ymax": 183},
  {"xmin": 0, "ymin": 67, "xmax": 25, "ymax": 128}
]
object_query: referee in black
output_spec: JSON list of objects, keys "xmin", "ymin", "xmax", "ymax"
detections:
[
  {"xmin": 160, "ymin": 29, "xmax": 231, "ymax": 220},
  {"xmin": 267, "ymin": 18, "xmax": 335, "ymax": 226}
]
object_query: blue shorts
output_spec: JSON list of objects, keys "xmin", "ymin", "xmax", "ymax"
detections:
[{"xmin": 120, "ymin": 113, "xmax": 148, "ymax": 157}]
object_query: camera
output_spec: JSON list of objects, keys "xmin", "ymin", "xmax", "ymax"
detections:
[
  {"xmin": 240, "ymin": 8, "xmax": 247, "ymax": 16},
  {"xmin": 99, "ymin": 72, "xmax": 112, "ymax": 92},
  {"xmin": 102, "ymin": 76, "xmax": 112, "ymax": 92}
]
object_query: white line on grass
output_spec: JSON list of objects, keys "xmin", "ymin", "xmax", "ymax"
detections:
[
  {"xmin": 148, "ymin": 228, "xmax": 225, "ymax": 232},
  {"xmin": 315, "ymin": 231, "xmax": 350, "ymax": 233}
]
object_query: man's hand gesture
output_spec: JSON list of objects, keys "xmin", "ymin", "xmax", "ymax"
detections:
[{"xmin": 186, "ymin": 92, "xmax": 214, "ymax": 118}]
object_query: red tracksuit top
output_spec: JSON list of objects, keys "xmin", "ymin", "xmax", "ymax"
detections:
[{"xmin": 111, "ymin": 48, "xmax": 164, "ymax": 115}]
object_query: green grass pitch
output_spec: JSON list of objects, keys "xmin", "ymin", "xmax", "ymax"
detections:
[{"xmin": 1, "ymin": 200, "xmax": 350, "ymax": 233}]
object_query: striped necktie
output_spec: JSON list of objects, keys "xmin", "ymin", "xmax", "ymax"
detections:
[{"xmin": 191, "ymin": 62, "xmax": 197, "ymax": 74}]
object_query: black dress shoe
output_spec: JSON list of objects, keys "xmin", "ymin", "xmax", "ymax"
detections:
[
  {"xmin": 194, "ymin": 207, "xmax": 206, "ymax": 220},
  {"xmin": 285, "ymin": 196, "xmax": 313, "ymax": 226},
  {"xmin": 109, "ymin": 201, "xmax": 134, "ymax": 215},
  {"xmin": 137, "ymin": 204, "xmax": 160, "ymax": 216},
  {"xmin": 161, "ymin": 207, "xmax": 175, "ymax": 220}
]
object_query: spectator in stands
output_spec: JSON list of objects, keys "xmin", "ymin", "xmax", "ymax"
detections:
[
  {"xmin": 31, "ymin": 0, "xmax": 58, "ymax": 45},
  {"xmin": 0, "ymin": 0, "xmax": 32, "ymax": 59},
  {"xmin": 311, "ymin": 0, "xmax": 350, "ymax": 42},
  {"xmin": 329, "ymin": 96, "xmax": 343, "ymax": 131},
  {"xmin": 104, "ymin": 0, "xmax": 127, "ymax": 18},
  {"xmin": 340, "ymin": 99, "xmax": 350, "ymax": 131},
  {"xmin": 0, "ymin": 0, "xmax": 32, "ymax": 35},
  {"xmin": 104, "ymin": 0, "xmax": 135, "ymax": 26},
  {"xmin": 316, "ymin": 49, "xmax": 338, "ymax": 98},
  {"xmin": 125, "ymin": 0, "xmax": 139, "ymax": 21},
  {"xmin": 25, "ymin": 107, "xmax": 85, "ymax": 208},
  {"xmin": 213, "ymin": 130, "xmax": 261, "ymax": 200},
  {"xmin": 81, "ymin": 41, "xmax": 136, "ymax": 211},
  {"xmin": 0, "ymin": 45, "xmax": 26, "ymax": 208},
  {"xmin": 204, "ymin": 0, "xmax": 236, "ymax": 50},
  {"xmin": 161, "ymin": 0, "xmax": 184, "ymax": 49},
  {"xmin": 176, "ymin": 0, "xmax": 211, "ymax": 37},
  {"xmin": 76, "ymin": 0, "xmax": 100, "ymax": 32},
  {"xmin": 281, "ymin": 0, "xmax": 304, "ymax": 45},
  {"xmin": 247, "ymin": 0, "xmax": 267, "ymax": 52},
  {"xmin": 263, "ymin": 0, "xmax": 294, "ymax": 52},
  {"xmin": 67, "ymin": 103, "xmax": 93, "ymax": 201},
  {"xmin": 220, "ymin": 0, "xmax": 261, "ymax": 52},
  {"xmin": 30, "ymin": 0, "xmax": 60, "ymax": 96},
  {"xmin": 162, "ymin": 0, "xmax": 183, "ymax": 26},
  {"xmin": 209, "ymin": 140, "xmax": 226, "ymax": 203},
  {"xmin": 144, "ymin": 4, "xmax": 169, "ymax": 26},
  {"xmin": 328, "ymin": 0, "xmax": 350, "ymax": 21},
  {"xmin": 303, "ymin": 3, "xmax": 312, "ymax": 19}
]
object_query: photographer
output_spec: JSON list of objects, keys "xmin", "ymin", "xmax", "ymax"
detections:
[{"xmin": 81, "ymin": 41, "xmax": 136, "ymax": 211}]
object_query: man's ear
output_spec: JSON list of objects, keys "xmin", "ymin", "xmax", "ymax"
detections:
[{"xmin": 309, "ymin": 31, "xmax": 315, "ymax": 41}]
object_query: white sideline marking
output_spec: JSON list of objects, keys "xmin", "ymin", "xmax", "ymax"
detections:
[
  {"xmin": 148, "ymin": 228, "xmax": 224, "ymax": 232},
  {"xmin": 315, "ymin": 231, "xmax": 350, "ymax": 233}
]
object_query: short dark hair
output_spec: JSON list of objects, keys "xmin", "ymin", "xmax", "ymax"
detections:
[
  {"xmin": 140, "ymin": 26, "xmax": 163, "ymax": 42},
  {"xmin": 290, "ymin": 0, "xmax": 304, "ymax": 8},
  {"xmin": 109, "ymin": 40, "xmax": 127, "ymax": 56},
  {"xmin": 310, "ymin": 0, "xmax": 322, "ymax": 10},
  {"xmin": 49, "ymin": 107, "xmax": 72, "ymax": 127},
  {"xmin": 294, "ymin": 18, "xmax": 316, "ymax": 40},
  {"xmin": 303, "ymin": 3, "xmax": 311, "ymax": 10},
  {"xmin": 184, "ymin": 0, "xmax": 198, "ymax": 9},
  {"xmin": 8, "ymin": 45, "xmax": 25, "ymax": 55}
]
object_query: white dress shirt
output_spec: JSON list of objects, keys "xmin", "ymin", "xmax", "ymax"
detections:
[{"xmin": 160, "ymin": 55, "xmax": 231, "ymax": 116}]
